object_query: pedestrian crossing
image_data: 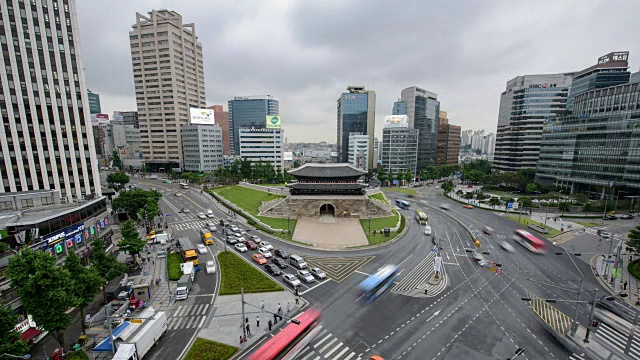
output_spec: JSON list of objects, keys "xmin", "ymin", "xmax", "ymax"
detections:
[
  {"xmin": 584, "ymin": 227, "xmax": 624, "ymax": 240},
  {"xmin": 593, "ymin": 321, "xmax": 640, "ymax": 359},
  {"xmin": 569, "ymin": 353, "xmax": 586, "ymax": 360},
  {"xmin": 171, "ymin": 219, "xmax": 221, "ymax": 232},
  {"xmin": 296, "ymin": 326, "xmax": 364, "ymax": 360},
  {"xmin": 167, "ymin": 302, "xmax": 209, "ymax": 331},
  {"xmin": 391, "ymin": 251, "xmax": 448, "ymax": 297}
]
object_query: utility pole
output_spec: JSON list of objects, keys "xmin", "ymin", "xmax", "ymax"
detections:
[
  {"xmin": 241, "ymin": 287, "xmax": 246, "ymax": 338},
  {"xmin": 571, "ymin": 278, "xmax": 584, "ymax": 336},
  {"xmin": 584, "ymin": 288, "xmax": 598, "ymax": 343},
  {"xmin": 106, "ymin": 307, "xmax": 115, "ymax": 354}
]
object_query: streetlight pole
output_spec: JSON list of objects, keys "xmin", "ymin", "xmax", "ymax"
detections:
[
  {"xmin": 584, "ymin": 288, "xmax": 598, "ymax": 343},
  {"xmin": 368, "ymin": 216, "xmax": 371, "ymax": 238},
  {"xmin": 571, "ymin": 278, "xmax": 583, "ymax": 336}
]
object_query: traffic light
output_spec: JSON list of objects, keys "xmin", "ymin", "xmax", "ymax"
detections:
[{"xmin": 592, "ymin": 321, "xmax": 599, "ymax": 328}]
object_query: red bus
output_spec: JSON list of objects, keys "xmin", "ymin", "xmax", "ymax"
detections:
[
  {"xmin": 248, "ymin": 309, "xmax": 322, "ymax": 360},
  {"xmin": 513, "ymin": 229, "xmax": 547, "ymax": 254}
]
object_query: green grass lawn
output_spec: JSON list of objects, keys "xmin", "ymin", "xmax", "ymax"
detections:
[
  {"xmin": 167, "ymin": 253, "xmax": 182, "ymax": 281},
  {"xmin": 360, "ymin": 210, "xmax": 404, "ymax": 245},
  {"xmin": 184, "ymin": 338, "xmax": 238, "ymax": 360},
  {"xmin": 576, "ymin": 221, "xmax": 600, "ymax": 227},
  {"xmin": 382, "ymin": 187, "xmax": 417, "ymax": 195},
  {"xmin": 368, "ymin": 192, "xmax": 390, "ymax": 204},
  {"xmin": 217, "ymin": 251, "xmax": 284, "ymax": 295},
  {"xmin": 506, "ymin": 216, "xmax": 561, "ymax": 237}
]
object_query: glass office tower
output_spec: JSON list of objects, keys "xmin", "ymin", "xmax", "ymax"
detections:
[
  {"xmin": 228, "ymin": 96, "xmax": 279, "ymax": 155},
  {"xmin": 337, "ymin": 86, "xmax": 376, "ymax": 169}
]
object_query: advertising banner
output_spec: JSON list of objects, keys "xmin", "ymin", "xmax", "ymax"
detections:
[
  {"xmin": 283, "ymin": 152, "xmax": 293, "ymax": 161},
  {"xmin": 266, "ymin": 115, "xmax": 282, "ymax": 129},
  {"xmin": 384, "ymin": 115, "xmax": 409, "ymax": 129},
  {"xmin": 189, "ymin": 108, "xmax": 215, "ymax": 125}
]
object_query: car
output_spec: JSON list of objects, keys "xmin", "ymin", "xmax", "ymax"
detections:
[
  {"xmin": 252, "ymin": 253, "xmax": 267, "ymax": 265},
  {"xmin": 499, "ymin": 241, "xmax": 515, "ymax": 253},
  {"xmin": 424, "ymin": 225, "xmax": 433, "ymax": 236},
  {"xmin": 440, "ymin": 204, "xmax": 450, "ymax": 210},
  {"xmin": 245, "ymin": 240, "xmax": 258, "ymax": 250},
  {"xmin": 283, "ymin": 274, "xmax": 301, "ymax": 287},
  {"xmin": 180, "ymin": 208, "xmax": 190, "ymax": 213},
  {"xmin": 229, "ymin": 225, "xmax": 240, "ymax": 232},
  {"xmin": 471, "ymin": 251, "xmax": 487, "ymax": 267},
  {"xmin": 264, "ymin": 264, "xmax": 282, "ymax": 276},
  {"xmin": 621, "ymin": 214, "xmax": 635, "ymax": 219},
  {"xmin": 205, "ymin": 260, "xmax": 216, "ymax": 274},
  {"xmin": 258, "ymin": 247, "xmax": 273, "ymax": 258},
  {"xmin": 483, "ymin": 226, "xmax": 495, "ymax": 236},
  {"xmin": 226, "ymin": 235, "xmax": 238, "ymax": 244},
  {"xmin": 233, "ymin": 232, "xmax": 244, "ymax": 240},
  {"xmin": 209, "ymin": 225, "xmax": 218, "ymax": 232},
  {"xmin": 272, "ymin": 257, "xmax": 288, "ymax": 269},
  {"xmin": 235, "ymin": 243, "xmax": 248, "ymax": 252},
  {"xmin": 274, "ymin": 249, "xmax": 290, "ymax": 259},
  {"xmin": 463, "ymin": 204, "xmax": 473, "ymax": 209},
  {"xmin": 174, "ymin": 192, "xmax": 182, "ymax": 197},
  {"xmin": 249, "ymin": 235, "xmax": 262, "ymax": 242},
  {"xmin": 309, "ymin": 267, "xmax": 327, "ymax": 280},
  {"xmin": 196, "ymin": 244, "xmax": 208, "ymax": 254},
  {"xmin": 207, "ymin": 210, "xmax": 215, "ymax": 218},
  {"xmin": 259, "ymin": 241, "xmax": 273, "ymax": 250},
  {"xmin": 600, "ymin": 231, "xmax": 612, "ymax": 240},
  {"xmin": 604, "ymin": 215, "xmax": 618, "ymax": 220},
  {"xmin": 197, "ymin": 212, "xmax": 207, "ymax": 219},
  {"xmin": 297, "ymin": 270, "xmax": 315, "ymax": 283}
]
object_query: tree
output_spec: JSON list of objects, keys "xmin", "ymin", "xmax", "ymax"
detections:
[
  {"xmin": 405, "ymin": 169, "xmax": 413, "ymax": 183},
  {"xmin": 441, "ymin": 181, "xmax": 454, "ymax": 193},
  {"xmin": 583, "ymin": 202, "xmax": 593, "ymax": 215},
  {"xmin": 388, "ymin": 168, "xmax": 394, "ymax": 184},
  {"xmin": 239, "ymin": 158, "xmax": 253, "ymax": 180},
  {"xmin": 112, "ymin": 189, "xmax": 162, "ymax": 219},
  {"xmin": 293, "ymin": 160, "xmax": 301, "ymax": 169},
  {"xmin": 6, "ymin": 249, "xmax": 79, "ymax": 349},
  {"xmin": 525, "ymin": 183, "xmax": 539, "ymax": 194},
  {"xmin": 521, "ymin": 198, "xmax": 534, "ymax": 209},
  {"xmin": 463, "ymin": 160, "xmax": 492, "ymax": 174},
  {"xmin": 396, "ymin": 171, "xmax": 404, "ymax": 182},
  {"xmin": 112, "ymin": 150, "xmax": 122, "ymax": 169},
  {"xmin": 377, "ymin": 166, "xmax": 387, "ymax": 183},
  {"xmin": 90, "ymin": 238, "xmax": 126, "ymax": 303},
  {"xmin": 626, "ymin": 225, "xmax": 640, "ymax": 255},
  {"xmin": 456, "ymin": 189, "xmax": 464, "ymax": 198},
  {"xmin": 180, "ymin": 172, "xmax": 201, "ymax": 184},
  {"xmin": 0, "ymin": 304, "xmax": 30, "ymax": 357},
  {"xmin": 107, "ymin": 171, "xmax": 130, "ymax": 190},
  {"xmin": 559, "ymin": 202, "xmax": 571, "ymax": 216},
  {"xmin": 63, "ymin": 252, "xmax": 103, "ymax": 334},
  {"xmin": 118, "ymin": 220, "xmax": 146, "ymax": 262},
  {"xmin": 516, "ymin": 168, "xmax": 537, "ymax": 183},
  {"xmin": 488, "ymin": 197, "xmax": 501, "ymax": 208},
  {"xmin": 464, "ymin": 192, "xmax": 475, "ymax": 202}
]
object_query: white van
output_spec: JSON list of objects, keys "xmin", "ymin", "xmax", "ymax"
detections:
[
  {"xmin": 289, "ymin": 255, "xmax": 307, "ymax": 269},
  {"xmin": 206, "ymin": 209, "xmax": 214, "ymax": 218}
]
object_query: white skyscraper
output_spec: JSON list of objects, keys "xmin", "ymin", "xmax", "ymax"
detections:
[
  {"xmin": 0, "ymin": 0, "xmax": 100, "ymax": 202},
  {"xmin": 130, "ymin": 10, "xmax": 206, "ymax": 168}
]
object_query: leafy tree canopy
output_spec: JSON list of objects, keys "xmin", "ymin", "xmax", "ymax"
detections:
[
  {"xmin": 0, "ymin": 304, "xmax": 30, "ymax": 356},
  {"xmin": 112, "ymin": 189, "xmax": 162, "ymax": 218},
  {"xmin": 118, "ymin": 220, "xmax": 146, "ymax": 256},
  {"xmin": 107, "ymin": 171, "xmax": 130, "ymax": 190}
]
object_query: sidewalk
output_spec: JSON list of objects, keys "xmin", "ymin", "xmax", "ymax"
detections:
[
  {"xmin": 594, "ymin": 253, "xmax": 638, "ymax": 305},
  {"xmin": 198, "ymin": 291, "xmax": 301, "ymax": 353}
]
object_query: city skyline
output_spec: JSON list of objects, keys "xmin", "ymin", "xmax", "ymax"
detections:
[{"xmin": 76, "ymin": 1, "xmax": 640, "ymax": 142}]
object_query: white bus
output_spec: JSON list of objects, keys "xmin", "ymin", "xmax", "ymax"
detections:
[{"xmin": 179, "ymin": 183, "xmax": 189, "ymax": 189}]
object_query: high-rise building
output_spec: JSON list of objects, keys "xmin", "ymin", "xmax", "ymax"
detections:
[
  {"xmin": 130, "ymin": 10, "xmax": 206, "ymax": 169},
  {"xmin": 238, "ymin": 128, "xmax": 284, "ymax": 169},
  {"xmin": 536, "ymin": 81, "xmax": 640, "ymax": 197},
  {"xmin": 113, "ymin": 111, "xmax": 139, "ymax": 128},
  {"xmin": 373, "ymin": 137, "xmax": 381, "ymax": 165},
  {"xmin": 381, "ymin": 116, "xmax": 418, "ymax": 179},
  {"xmin": 209, "ymin": 105, "xmax": 231, "ymax": 155},
  {"xmin": 347, "ymin": 133, "xmax": 369, "ymax": 171},
  {"xmin": 460, "ymin": 130, "xmax": 472, "ymax": 147},
  {"xmin": 493, "ymin": 73, "xmax": 573, "ymax": 173},
  {"xmin": 470, "ymin": 130, "xmax": 485, "ymax": 151},
  {"xmin": 229, "ymin": 96, "xmax": 279, "ymax": 155},
  {"xmin": 566, "ymin": 51, "xmax": 631, "ymax": 111},
  {"xmin": 392, "ymin": 99, "xmax": 407, "ymax": 115},
  {"xmin": 87, "ymin": 90, "xmax": 101, "ymax": 114},
  {"xmin": 181, "ymin": 124, "xmax": 223, "ymax": 172},
  {"xmin": 631, "ymin": 70, "xmax": 640, "ymax": 84},
  {"xmin": 337, "ymin": 86, "xmax": 376, "ymax": 169},
  {"xmin": 436, "ymin": 111, "xmax": 461, "ymax": 167},
  {"xmin": 483, "ymin": 133, "xmax": 496, "ymax": 158},
  {"xmin": 0, "ymin": 0, "xmax": 101, "ymax": 202},
  {"xmin": 400, "ymin": 86, "xmax": 439, "ymax": 170}
]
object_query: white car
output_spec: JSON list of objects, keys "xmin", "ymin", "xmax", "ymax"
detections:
[
  {"xmin": 209, "ymin": 225, "xmax": 218, "ymax": 233},
  {"xmin": 205, "ymin": 260, "xmax": 216, "ymax": 274},
  {"xmin": 259, "ymin": 241, "xmax": 273, "ymax": 250},
  {"xmin": 471, "ymin": 251, "xmax": 487, "ymax": 267},
  {"xmin": 297, "ymin": 270, "xmax": 315, "ymax": 283},
  {"xmin": 424, "ymin": 225, "xmax": 433, "ymax": 236},
  {"xmin": 197, "ymin": 244, "xmax": 208, "ymax": 254},
  {"xmin": 197, "ymin": 212, "xmax": 207, "ymax": 219},
  {"xmin": 207, "ymin": 210, "xmax": 215, "ymax": 218},
  {"xmin": 309, "ymin": 267, "xmax": 327, "ymax": 280},
  {"xmin": 283, "ymin": 274, "xmax": 301, "ymax": 287},
  {"xmin": 258, "ymin": 247, "xmax": 273, "ymax": 258},
  {"xmin": 440, "ymin": 204, "xmax": 450, "ymax": 210},
  {"xmin": 500, "ymin": 241, "xmax": 515, "ymax": 253},
  {"xmin": 229, "ymin": 225, "xmax": 240, "ymax": 232},
  {"xmin": 235, "ymin": 243, "xmax": 248, "ymax": 252},
  {"xmin": 174, "ymin": 192, "xmax": 182, "ymax": 197}
]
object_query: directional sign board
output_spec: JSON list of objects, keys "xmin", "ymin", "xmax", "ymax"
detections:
[
  {"xmin": 488, "ymin": 267, "xmax": 497, "ymax": 272},
  {"xmin": 434, "ymin": 256, "xmax": 442, "ymax": 273},
  {"xmin": 507, "ymin": 202, "xmax": 513, "ymax": 209},
  {"xmin": 431, "ymin": 248, "xmax": 437, "ymax": 253}
]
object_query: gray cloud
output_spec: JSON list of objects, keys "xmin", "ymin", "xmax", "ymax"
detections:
[{"xmin": 76, "ymin": 0, "xmax": 640, "ymax": 142}]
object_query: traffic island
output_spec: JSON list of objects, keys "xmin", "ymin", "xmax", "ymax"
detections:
[
  {"xmin": 184, "ymin": 338, "xmax": 237, "ymax": 360},
  {"xmin": 217, "ymin": 251, "xmax": 283, "ymax": 294}
]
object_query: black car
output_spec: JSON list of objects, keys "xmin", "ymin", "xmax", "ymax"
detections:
[
  {"xmin": 604, "ymin": 215, "xmax": 618, "ymax": 220},
  {"xmin": 225, "ymin": 235, "xmax": 237, "ymax": 244},
  {"xmin": 265, "ymin": 264, "xmax": 282, "ymax": 276},
  {"xmin": 274, "ymin": 249, "xmax": 290, "ymax": 259},
  {"xmin": 272, "ymin": 257, "xmax": 288, "ymax": 269}
]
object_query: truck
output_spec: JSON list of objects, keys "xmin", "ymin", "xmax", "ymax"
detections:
[
  {"xmin": 112, "ymin": 309, "xmax": 167, "ymax": 360},
  {"xmin": 201, "ymin": 230, "xmax": 213, "ymax": 245},
  {"xmin": 175, "ymin": 274, "xmax": 193, "ymax": 300},
  {"xmin": 180, "ymin": 262, "xmax": 195, "ymax": 282}
]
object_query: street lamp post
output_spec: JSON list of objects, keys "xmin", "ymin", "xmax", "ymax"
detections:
[{"xmin": 368, "ymin": 216, "xmax": 371, "ymax": 238}]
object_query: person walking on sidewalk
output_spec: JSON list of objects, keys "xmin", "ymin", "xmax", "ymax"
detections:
[
  {"xmin": 256, "ymin": 315, "xmax": 260, "ymax": 328},
  {"xmin": 246, "ymin": 322, "xmax": 251, "ymax": 335},
  {"xmin": 261, "ymin": 300, "xmax": 265, "ymax": 311},
  {"xmin": 624, "ymin": 281, "xmax": 628, "ymax": 291},
  {"xmin": 268, "ymin": 319, "xmax": 272, "ymax": 331},
  {"xmin": 295, "ymin": 294, "xmax": 300, "ymax": 305}
]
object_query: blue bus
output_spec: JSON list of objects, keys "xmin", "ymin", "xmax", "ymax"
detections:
[
  {"xmin": 395, "ymin": 199, "xmax": 410, "ymax": 210},
  {"xmin": 358, "ymin": 265, "xmax": 399, "ymax": 304}
]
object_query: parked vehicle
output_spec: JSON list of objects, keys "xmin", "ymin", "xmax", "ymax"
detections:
[
  {"xmin": 176, "ymin": 274, "xmax": 193, "ymax": 300},
  {"xmin": 112, "ymin": 308, "xmax": 167, "ymax": 360}
]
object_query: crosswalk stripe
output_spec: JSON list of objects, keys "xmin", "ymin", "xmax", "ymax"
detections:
[
  {"xmin": 343, "ymin": 352, "xmax": 356, "ymax": 360},
  {"xmin": 198, "ymin": 316, "xmax": 206, "ymax": 329},
  {"xmin": 174, "ymin": 305, "xmax": 184, "ymax": 317},
  {"xmin": 324, "ymin": 342, "xmax": 343, "ymax": 357},
  {"xmin": 299, "ymin": 350, "xmax": 317, "ymax": 360},
  {"xmin": 569, "ymin": 354, "xmax": 585, "ymax": 360},
  {"xmin": 174, "ymin": 317, "xmax": 185, "ymax": 329},
  {"xmin": 332, "ymin": 347, "xmax": 350, "ymax": 360},
  {"xmin": 313, "ymin": 333, "xmax": 332, "ymax": 348},
  {"xmin": 201, "ymin": 304, "xmax": 210, "ymax": 315},
  {"xmin": 319, "ymin": 338, "xmax": 338, "ymax": 354}
]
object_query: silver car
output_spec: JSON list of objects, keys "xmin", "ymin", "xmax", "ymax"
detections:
[
  {"xmin": 283, "ymin": 274, "xmax": 301, "ymax": 287},
  {"xmin": 309, "ymin": 267, "xmax": 327, "ymax": 280},
  {"xmin": 297, "ymin": 270, "xmax": 315, "ymax": 283}
]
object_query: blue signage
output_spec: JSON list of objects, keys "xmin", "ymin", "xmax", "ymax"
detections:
[
  {"xmin": 392, "ymin": 180, "xmax": 399, "ymax": 185},
  {"xmin": 31, "ymin": 223, "xmax": 85, "ymax": 252},
  {"xmin": 507, "ymin": 202, "xmax": 513, "ymax": 209}
]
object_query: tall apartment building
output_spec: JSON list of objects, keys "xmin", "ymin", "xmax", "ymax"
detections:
[
  {"xmin": 381, "ymin": 116, "xmax": 418, "ymax": 178},
  {"xmin": 228, "ymin": 96, "xmax": 279, "ymax": 155},
  {"xmin": 373, "ymin": 137, "xmax": 381, "ymax": 165},
  {"xmin": 130, "ymin": 10, "xmax": 206, "ymax": 170},
  {"xmin": 347, "ymin": 133, "xmax": 369, "ymax": 171},
  {"xmin": 493, "ymin": 73, "xmax": 573, "ymax": 173},
  {"xmin": 208, "ymin": 105, "xmax": 231, "ymax": 155},
  {"xmin": 87, "ymin": 89, "xmax": 101, "ymax": 114},
  {"xmin": 113, "ymin": 110, "xmax": 139, "ymax": 128},
  {"xmin": 181, "ymin": 124, "xmax": 223, "ymax": 172},
  {"xmin": 0, "ymin": 0, "xmax": 102, "ymax": 202},
  {"xmin": 435, "ymin": 111, "xmax": 461, "ymax": 167},
  {"xmin": 238, "ymin": 128, "xmax": 284, "ymax": 169},
  {"xmin": 483, "ymin": 133, "xmax": 496, "ymax": 158},
  {"xmin": 461, "ymin": 129, "xmax": 472, "ymax": 147},
  {"xmin": 337, "ymin": 86, "xmax": 376, "ymax": 169},
  {"xmin": 400, "ymin": 86, "xmax": 439, "ymax": 170}
]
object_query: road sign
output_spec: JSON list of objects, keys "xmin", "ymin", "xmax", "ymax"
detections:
[
  {"xmin": 166, "ymin": 214, "xmax": 172, "ymax": 216},
  {"xmin": 607, "ymin": 260, "xmax": 615, "ymax": 264},
  {"xmin": 496, "ymin": 269, "xmax": 503, "ymax": 274},
  {"xmin": 507, "ymin": 202, "xmax": 513, "ymax": 209},
  {"xmin": 431, "ymin": 248, "xmax": 437, "ymax": 253},
  {"xmin": 488, "ymin": 267, "xmax": 497, "ymax": 272},
  {"xmin": 434, "ymin": 256, "xmax": 442, "ymax": 273}
]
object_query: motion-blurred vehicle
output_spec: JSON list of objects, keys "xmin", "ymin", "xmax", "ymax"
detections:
[
  {"xmin": 205, "ymin": 260, "xmax": 216, "ymax": 274},
  {"xmin": 463, "ymin": 204, "xmax": 473, "ymax": 209},
  {"xmin": 471, "ymin": 250, "xmax": 487, "ymax": 266},
  {"xmin": 196, "ymin": 244, "xmax": 208, "ymax": 254},
  {"xmin": 424, "ymin": 225, "xmax": 433, "ymax": 236},
  {"xmin": 499, "ymin": 241, "xmax": 515, "ymax": 253},
  {"xmin": 621, "ymin": 214, "xmax": 634, "ymax": 219},
  {"xmin": 483, "ymin": 226, "xmax": 495, "ymax": 236}
]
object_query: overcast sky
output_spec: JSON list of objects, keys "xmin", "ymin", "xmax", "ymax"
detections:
[{"xmin": 76, "ymin": 0, "xmax": 640, "ymax": 143}]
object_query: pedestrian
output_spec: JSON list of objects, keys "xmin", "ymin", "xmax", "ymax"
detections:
[
  {"xmin": 245, "ymin": 317, "xmax": 249, "ymax": 324},
  {"xmin": 152, "ymin": 259, "xmax": 155, "ymax": 266},
  {"xmin": 256, "ymin": 315, "xmax": 260, "ymax": 328},
  {"xmin": 240, "ymin": 335, "xmax": 243, "ymax": 344},
  {"xmin": 273, "ymin": 313, "xmax": 278, "ymax": 324},
  {"xmin": 295, "ymin": 294, "xmax": 300, "ymax": 305},
  {"xmin": 277, "ymin": 302, "xmax": 282, "ymax": 313},
  {"xmin": 261, "ymin": 300, "xmax": 265, "ymax": 311},
  {"xmin": 268, "ymin": 319, "xmax": 272, "ymax": 331},
  {"xmin": 246, "ymin": 323, "xmax": 251, "ymax": 335},
  {"xmin": 625, "ymin": 281, "xmax": 628, "ymax": 291},
  {"xmin": 287, "ymin": 301, "xmax": 291, "ymax": 313}
]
